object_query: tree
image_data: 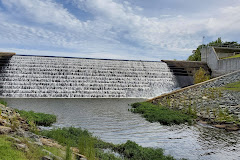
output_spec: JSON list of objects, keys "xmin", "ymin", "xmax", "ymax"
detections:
[{"xmin": 187, "ymin": 37, "xmax": 239, "ymax": 61}]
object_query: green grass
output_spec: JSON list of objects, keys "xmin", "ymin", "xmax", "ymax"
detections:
[
  {"xmin": 114, "ymin": 140, "xmax": 174, "ymax": 160},
  {"xmin": 40, "ymin": 127, "xmax": 177, "ymax": 160},
  {"xmin": 221, "ymin": 81, "xmax": 240, "ymax": 91},
  {"xmin": 131, "ymin": 102, "xmax": 194, "ymax": 125},
  {"xmin": 0, "ymin": 135, "xmax": 27, "ymax": 160},
  {"xmin": 0, "ymin": 135, "xmax": 50, "ymax": 160},
  {"xmin": 40, "ymin": 127, "xmax": 118, "ymax": 160},
  {"xmin": 0, "ymin": 99, "xmax": 7, "ymax": 106},
  {"xmin": 221, "ymin": 54, "xmax": 240, "ymax": 59},
  {"xmin": 16, "ymin": 110, "xmax": 57, "ymax": 126}
]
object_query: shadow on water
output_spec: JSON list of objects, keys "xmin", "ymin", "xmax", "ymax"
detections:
[{"xmin": 4, "ymin": 98, "xmax": 240, "ymax": 160}]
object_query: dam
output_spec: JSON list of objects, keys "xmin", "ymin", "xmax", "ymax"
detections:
[{"xmin": 0, "ymin": 55, "xmax": 179, "ymax": 98}]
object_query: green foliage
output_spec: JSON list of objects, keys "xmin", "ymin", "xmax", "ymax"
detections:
[
  {"xmin": 114, "ymin": 140, "xmax": 174, "ymax": 160},
  {"xmin": 40, "ymin": 127, "xmax": 113, "ymax": 149},
  {"xmin": 193, "ymin": 67, "xmax": 210, "ymax": 84},
  {"xmin": 130, "ymin": 102, "xmax": 193, "ymax": 125},
  {"xmin": 65, "ymin": 145, "xmax": 72, "ymax": 160},
  {"xmin": 0, "ymin": 135, "xmax": 27, "ymax": 160},
  {"xmin": 221, "ymin": 81, "xmax": 240, "ymax": 91},
  {"xmin": 95, "ymin": 149, "xmax": 122, "ymax": 160},
  {"xmin": 187, "ymin": 46, "xmax": 202, "ymax": 61},
  {"xmin": 40, "ymin": 127, "xmax": 177, "ymax": 160},
  {"xmin": 40, "ymin": 127, "xmax": 117, "ymax": 160},
  {"xmin": 0, "ymin": 99, "xmax": 7, "ymax": 106},
  {"xmin": 16, "ymin": 110, "xmax": 56, "ymax": 126},
  {"xmin": 79, "ymin": 134, "xmax": 95, "ymax": 160},
  {"xmin": 221, "ymin": 54, "xmax": 240, "ymax": 59},
  {"xmin": 208, "ymin": 37, "xmax": 223, "ymax": 46}
]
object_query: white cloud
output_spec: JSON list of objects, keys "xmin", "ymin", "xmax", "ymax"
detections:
[
  {"xmin": 1, "ymin": 0, "xmax": 240, "ymax": 60},
  {"xmin": 1, "ymin": 0, "xmax": 86, "ymax": 31}
]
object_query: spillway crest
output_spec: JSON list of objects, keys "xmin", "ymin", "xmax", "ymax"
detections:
[{"xmin": 0, "ymin": 55, "xmax": 178, "ymax": 98}]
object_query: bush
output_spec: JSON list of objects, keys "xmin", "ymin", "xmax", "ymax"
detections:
[
  {"xmin": 40, "ymin": 127, "xmax": 177, "ymax": 160},
  {"xmin": 193, "ymin": 67, "xmax": 210, "ymax": 84},
  {"xmin": 40, "ymin": 127, "xmax": 120, "ymax": 160},
  {"xmin": 131, "ymin": 102, "xmax": 193, "ymax": 125},
  {"xmin": 114, "ymin": 140, "xmax": 174, "ymax": 160},
  {"xmin": 16, "ymin": 110, "xmax": 56, "ymax": 126}
]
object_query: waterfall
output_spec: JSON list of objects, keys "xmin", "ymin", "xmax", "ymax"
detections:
[{"xmin": 0, "ymin": 55, "xmax": 179, "ymax": 98}]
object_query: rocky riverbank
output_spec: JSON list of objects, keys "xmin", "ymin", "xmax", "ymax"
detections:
[
  {"xmin": 0, "ymin": 104, "xmax": 86, "ymax": 160},
  {"xmin": 150, "ymin": 71, "xmax": 240, "ymax": 131}
]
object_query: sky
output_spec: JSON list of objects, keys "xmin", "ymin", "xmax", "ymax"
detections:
[{"xmin": 1, "ymin": 0, "xmax": 240, "ymax": 60}]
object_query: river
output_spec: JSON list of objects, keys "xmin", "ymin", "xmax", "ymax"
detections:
[{"xmin": 4, "ymin": 98, "xmax": 240, "ymax": 160}]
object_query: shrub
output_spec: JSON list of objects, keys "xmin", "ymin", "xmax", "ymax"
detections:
[
  {"xmin": 114, "ymin": 140, "xmax": 174, "ymax": 160},
  {"xmin": 16, "ymin": 110, "xmax": 56, "ymax": 126},
  {"xmin": 40, "ymin": 127, "xmax": 177, "ymax": 160},
  {"xmin": 193, "ymin": 67, "xmax": 210, "ymax": 84}
]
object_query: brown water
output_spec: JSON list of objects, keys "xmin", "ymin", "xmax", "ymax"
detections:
[{"xmin": 5, "ymin": 98, "xmax": 240, "ymax": 160}]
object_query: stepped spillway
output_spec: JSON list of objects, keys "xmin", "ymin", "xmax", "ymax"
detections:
[{"xmin": 0, "ymin": 55, "xmax": 178, "ymax": 98}]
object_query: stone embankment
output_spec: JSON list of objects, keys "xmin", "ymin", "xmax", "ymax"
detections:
[
  {"xmin": 0, "ymin": 104, "xmax": 87, "ymax": 160},
  {"xmin": 148, "ymin": 70, "xmax": 240, "ymax": 131}
]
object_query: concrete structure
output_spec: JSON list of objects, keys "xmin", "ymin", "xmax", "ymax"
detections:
[
  {"xmin": 201, "ymin": 47, "xmax": 240, "ymax": 77},
  {"xmin": 0, "ymin": 52, "xmax": 16, "ymax": 57},
  {"xmin": 162, "ymin": 60, "xmax": 210, "ymax": 87}
]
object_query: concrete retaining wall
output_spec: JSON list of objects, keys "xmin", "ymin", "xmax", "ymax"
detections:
[{"xmin": 201, "ymin": 47, "xmax": 240, "ymax": 77}]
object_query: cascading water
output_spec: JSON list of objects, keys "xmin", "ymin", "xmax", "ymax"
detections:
[{"xmin": 0, "ymin": 55, "xmax": 179, "ymax": 98}]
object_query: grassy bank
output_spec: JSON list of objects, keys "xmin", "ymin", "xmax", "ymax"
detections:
[
  {"xmin": 220, "ymin": 80, "xmax": 240, "ymax": 91},
  {"xmin": 131, "ymin": 102, "xmax": 194, "ymax": 125},
  {"xmin": 221, "ymin": 54, "xmax": 240, "ymax": 59},
  {"xmin": 16, "ymin": 109, "xmax": 57, "ymax": 126},
  {"xmin": 40, "ymin": 127, "xmax": 176, "ymax": 160},
  {"xmin": 0, "ymin": 134, "xmax": 69, "ymax": 160},
  {"xmin": 0, "ymin": 135, "xmax": 27, "ymax": 160}
]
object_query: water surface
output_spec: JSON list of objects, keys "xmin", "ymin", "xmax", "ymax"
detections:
[{"xmin": 5, "ymin": 98, "xmax": 240, "ymax": 160}]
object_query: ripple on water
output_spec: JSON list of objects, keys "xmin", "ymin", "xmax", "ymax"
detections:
[{"xmin": 4, "ymin": 98, "xmax": 240, "ymax": 160}]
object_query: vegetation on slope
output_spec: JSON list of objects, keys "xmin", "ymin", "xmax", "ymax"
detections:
[
  {"xmin": 40, "ymin": 127, "xmax": 176, "ymax": 160},
  {"xmin": 131, "ymin": 102, "xmax": 194, "ymax": 125},
  {"xmin": 193, "ymin": 67, "xmax": 210, "ymax": 84},
  {"xmin": 221, "ymin": 54, "xmax": 240, "ymax": 59},
  {"xmin": 0, "ymin": 135, "xmax": 27, "ymax": 160},
  {"xmin": 16, "ymin": 109, "xmax": 57, "ymax": 126},
  {"xmin": 221, "ymin": 81, "xmax": 240, "ymax": 92},
  {"xmin": 114, "ymin": 140, "xmax": 174, "ymax": 160}
]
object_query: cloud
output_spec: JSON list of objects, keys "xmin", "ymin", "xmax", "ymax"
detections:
[
  {"xmin": 1, "ymin": 0, "xmax": 85, "ymax": 31},
  {"xmin": 1, "ymin": 0, "xmax": 240, "ymax": 60}
]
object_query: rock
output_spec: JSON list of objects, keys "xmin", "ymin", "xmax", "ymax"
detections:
[
  {"xmin": 202, "ymin": 96, "xmax": 208, "ymax": 100},
  {"xmin": 42, "ymin": 149, "xmax": 63, "ymax": 160},
  {"xmin": 0, "ymin": 126, "xmax": 12, "ymax": 134},
  {"xmin": 15, "ymin": 143, "xmax": 29, "ymax": 152},
  {"xmin": 40, "ymin": 138, "xmax": 62, "ymax": 149},
  {"xmin": 0, "ymin": 118, "xmax": 10, "ymax": 126},
  {"xmin": 42, "ymin": 156, "xmax": 53, "ymax": 160},
  {"xmin": 74, "ymin": 153, "xmax": 87, "ymax": 160},
  {"xmin": 213, "ymin": 124, "xmax": 226, "ymax": 129},
  {"xmin": 225, "ymin": 125, "xmax": 240, "ymax": 131},
  {"xmin": 7, "ymin": 136, "xmax": 21, "ymax": 143}
]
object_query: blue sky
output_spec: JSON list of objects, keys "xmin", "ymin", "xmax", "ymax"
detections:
[{"xmin": 0, "ymin": 0, "xmax": 240, "ymax": 60}]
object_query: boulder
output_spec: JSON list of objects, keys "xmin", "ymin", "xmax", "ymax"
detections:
[
  {"xmin": 15, "ymin": 143, "xmax": 29, "ymax": 152},
  {"xmin": 0, "ymin": 126, "xmax": 12, "ymax": 134}
]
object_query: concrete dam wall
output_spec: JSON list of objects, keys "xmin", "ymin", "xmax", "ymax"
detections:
[{"xmin": 0, "ymin": 55, "xmax": 181, "ymax": 98}]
